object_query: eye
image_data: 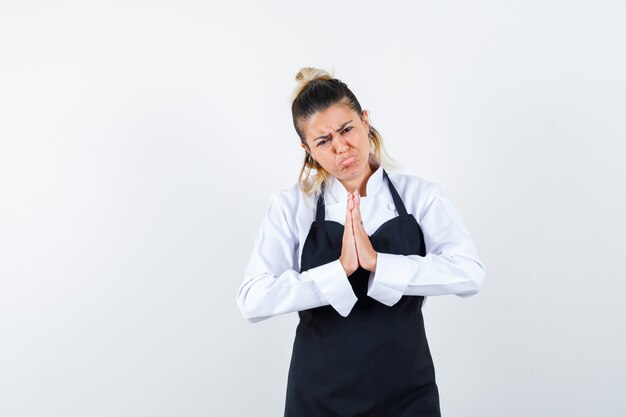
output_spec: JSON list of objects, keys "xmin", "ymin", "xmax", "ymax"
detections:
[
  {"xmin": 342, "ymin": 126, "xmax": 353, "ymax": 134},
  {"xmin": 317, "ymin": 138, "xmax": 330, "ymax": 147}
]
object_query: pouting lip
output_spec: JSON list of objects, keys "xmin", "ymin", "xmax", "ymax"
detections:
[{"xmin": 339, "ymin": 155, "xmax": 357, "ymax": 166}]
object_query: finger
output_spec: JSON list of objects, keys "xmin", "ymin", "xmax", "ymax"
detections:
[
  {"xmin": 351, "ymin": 194, "xmax": 377, "ymax": 271},
  {"xmin": 345, "ymin": 193, "xmax": 355, "ymax": 236},
  {"xmin": 352, "ymin": 192, "xmax": 364, "ymax": 233}
]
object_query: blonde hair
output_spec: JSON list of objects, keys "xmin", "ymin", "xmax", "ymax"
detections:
[{"xmin": 291, "ymin": 67, "xmax": 398, "ymax": 199}]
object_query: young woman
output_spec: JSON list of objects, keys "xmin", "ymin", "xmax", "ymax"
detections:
[{"xmin": 237, "ymin": 67, "xmax": 486, "ymax": 417}]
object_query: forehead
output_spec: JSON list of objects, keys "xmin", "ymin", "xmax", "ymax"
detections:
[{"xmin": 304, "ymin": 102, "xmax": 357, "ymax": 138}]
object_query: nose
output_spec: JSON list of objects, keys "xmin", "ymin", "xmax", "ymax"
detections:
[{"xmin": 333, "ymin": 135, "xmax": 350, "ymax": 153}]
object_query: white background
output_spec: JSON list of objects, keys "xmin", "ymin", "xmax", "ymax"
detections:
[{"xmin": 1, "ymin": 1, "xmax": 625, "ymax": 416}]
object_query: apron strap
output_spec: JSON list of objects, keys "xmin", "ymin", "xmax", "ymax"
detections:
[
  {"xmin": 316, "ymin": 182, "xmax": 326, "ymax": 223},
  {"xmin": 383, "ymin": 170, "xmax": 408, "ymax": 216}
]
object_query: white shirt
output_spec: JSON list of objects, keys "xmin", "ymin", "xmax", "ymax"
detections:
[{"xmin": 236, "ymin": 165, "xmax": 486, "ymax": 323}]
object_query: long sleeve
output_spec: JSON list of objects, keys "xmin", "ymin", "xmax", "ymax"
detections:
[
  {"xmin": 367, "ymin": 184, "xmax": 486, "ymax": 307},
  {"xmin": 236, "ymin": 193, "xmax": 358, "ymax": 323}
]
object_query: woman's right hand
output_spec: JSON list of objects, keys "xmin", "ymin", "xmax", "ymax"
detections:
[{"xmin": 339, "ymin": 193, "xmax": 359, "ymax": 276}]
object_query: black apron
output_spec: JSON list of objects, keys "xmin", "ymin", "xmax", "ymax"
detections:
[{"xmin": 285, "ymin": 170, "xmax": 441, "ymax": 417}]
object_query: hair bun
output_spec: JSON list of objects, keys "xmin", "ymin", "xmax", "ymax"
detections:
[{"xmin": 292, "ymin": 67, "xmax": 334, "ymax": 100}]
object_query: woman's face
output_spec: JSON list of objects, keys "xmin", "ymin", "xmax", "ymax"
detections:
[{"xmin": 301, "ymin": 101, "xmax": 371, "ymax": 184}]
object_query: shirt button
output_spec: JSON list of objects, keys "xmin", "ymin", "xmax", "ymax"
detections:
[{"xmin": 387, "ymin": 203, "xmax": 395, "ymax": 211}]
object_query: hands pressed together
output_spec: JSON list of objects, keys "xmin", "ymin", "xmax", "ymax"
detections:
[{"xmin": 339, "ymin": 191, "xmax": 378, "ymax": 276}]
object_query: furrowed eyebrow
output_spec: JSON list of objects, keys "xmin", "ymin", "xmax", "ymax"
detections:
[
  {"xmin": 313, "ymin": 120, "xmax": 353, "ymax": 142},
  {"xmin": 313, "ymin": 133, "xmax": 332, "ymax": 142}
]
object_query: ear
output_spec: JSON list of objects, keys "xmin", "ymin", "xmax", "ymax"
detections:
[
  {"xmin": 361, "ymin": 110, "xmax": 370, "ymax": 128},
  {"xmin": 300, "ymin": 142, "xmax": 310, "ymax": 154}
]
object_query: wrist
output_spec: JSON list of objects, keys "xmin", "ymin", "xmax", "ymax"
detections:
[
  {"xmin": 365, "ymin": 252, "xmax": 378, "ymax": 272},
  {"xmin": 339, "ymin": 257, "xmax": 357, "ymax": 276}
]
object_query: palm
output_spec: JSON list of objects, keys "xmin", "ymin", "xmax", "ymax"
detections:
[{"xmin": 340, "ymin": 191, "xmax": 378, "ymax": 275}]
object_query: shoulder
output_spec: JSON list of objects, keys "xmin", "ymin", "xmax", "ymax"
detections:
[
  {"xmin": 266, "ymin": 182, "xmax": 301, "ymax": 213},
  {"xmin": 264, "ymin": 182, "xmax": 315, "ymax": 222},
  {"xmin": 384, "ymin": 170, "xmax": 442, "ymax": 220},
  {"xmin": 258, "ymin": 182, "xmax": 318, "ymax": 243},
  {"xmin": 385, "ymin": 170, "xmax": 441, "ymax": 199}
]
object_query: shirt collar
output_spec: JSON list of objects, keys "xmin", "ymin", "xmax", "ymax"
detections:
[{"xmin": 327, "ymin": 159, "xmax": 384, "ymax": 204}]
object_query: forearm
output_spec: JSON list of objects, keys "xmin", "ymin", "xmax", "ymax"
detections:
[
  {"xmin": 367, "ymin": 252, "xmax": 486, "ymax": 306},
  {"xmin": 236, "ymin": 259, "xmax": 357, "ymax": 322}
]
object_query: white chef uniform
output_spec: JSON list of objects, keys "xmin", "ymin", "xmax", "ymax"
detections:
[{"xmin": 236, "ymin": 164, "xmax": 485, "ymax": 323}]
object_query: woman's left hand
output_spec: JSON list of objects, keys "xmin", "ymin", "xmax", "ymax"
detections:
[{"xmin": 349, "ymin": 191, "xmax": 378, "ymax": 272}]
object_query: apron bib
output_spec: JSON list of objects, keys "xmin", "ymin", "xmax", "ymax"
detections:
[{"xmin": 284, "ymin": 170, "xmax": 441, "ymax": 417}]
